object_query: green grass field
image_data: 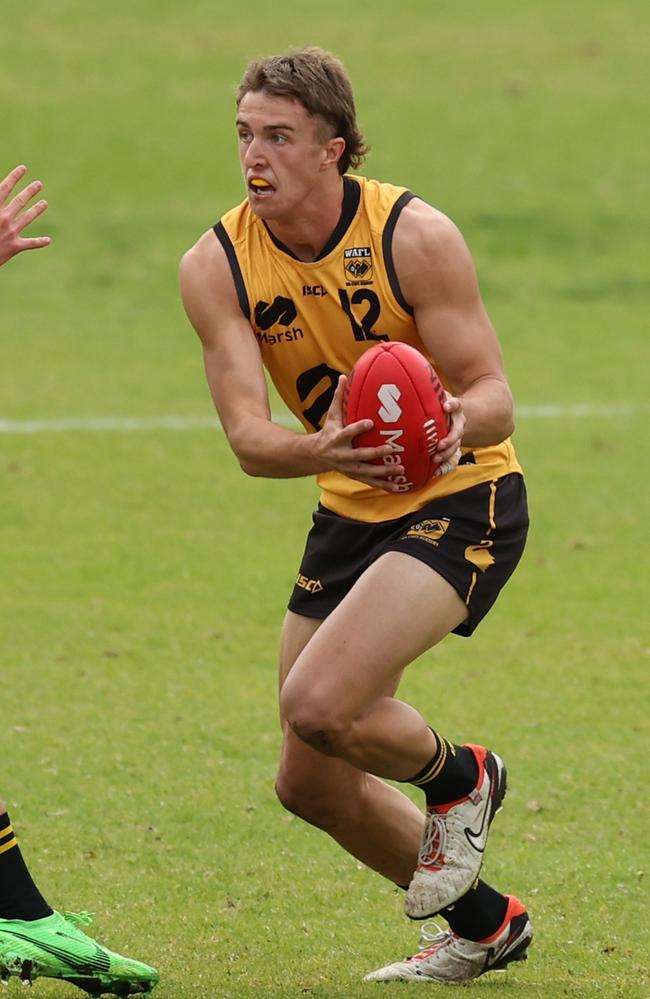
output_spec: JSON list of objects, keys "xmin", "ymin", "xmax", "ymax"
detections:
[{"xmin": 2, "ymin": 1, "xmax": 649, "ymax": 996}]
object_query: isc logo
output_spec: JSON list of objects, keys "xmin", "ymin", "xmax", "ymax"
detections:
[
  {"xmin": 377, "ymin": 383, "xmax": 402, "ymax": 423},
  {"xmin": 296, "ymin": 574, "xmax": 324, "ymax": 593}
]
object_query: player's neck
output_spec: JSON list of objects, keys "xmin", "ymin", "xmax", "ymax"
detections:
[{"xmin": 265, "ymin": 176, "xmax": 345, "ymax": 262}]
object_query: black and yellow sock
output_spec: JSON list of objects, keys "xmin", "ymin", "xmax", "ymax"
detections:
[
  {"xmin": 404, "ymin": 732, "xmax": 478, "ymax": 806},
  {"xmin": 441, "ymin": 879, "xmax": 508, "ymax": 941},
  {"xmin": 0, "ymin": 812, "xmax": 53, "ymax": 921}
]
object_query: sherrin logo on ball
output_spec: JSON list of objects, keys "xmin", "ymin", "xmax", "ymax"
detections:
[
  {"xmin": 377, "ymin": 383, "xmax": 402, "ymax": 423},
  {"xmin": 343, "ymin": 343, "xmax": 451, "ymax": 493}
]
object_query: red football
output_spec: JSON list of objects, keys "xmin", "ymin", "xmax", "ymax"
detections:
[{"xmin": 343, "ymin": 343, "xmax": 450, "ymax": 492}]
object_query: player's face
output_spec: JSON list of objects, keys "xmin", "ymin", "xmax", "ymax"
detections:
[{"xmin": 236, "ymin": 91, "xmax": 335, "ymax": 219}]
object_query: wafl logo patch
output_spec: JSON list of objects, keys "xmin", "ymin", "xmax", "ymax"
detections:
[{"xmin": 343, "ymin": 246, "xmax": 373, "ymax": 285}]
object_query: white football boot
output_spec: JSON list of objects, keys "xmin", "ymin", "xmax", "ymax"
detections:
[
  {"xmin": 405, "ymin": 744, "xmax": 507, "ymax": 919},
  {"xmin": 365, "ymin": 895, "xmax": 532, "ymax": 983}
]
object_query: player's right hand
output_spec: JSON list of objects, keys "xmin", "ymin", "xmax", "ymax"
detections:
[{"xmin": 314, "ymin": 376, "xmax": 405, "ymax": 492}]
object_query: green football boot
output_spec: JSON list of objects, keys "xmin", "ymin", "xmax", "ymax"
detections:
[{"xmin": 0, "ymin": 910, "xmax": 159, "ymax": 995}]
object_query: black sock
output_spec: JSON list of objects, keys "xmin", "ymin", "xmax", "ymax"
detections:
[
  {"xmin": 403, "ymin": 732, "xmax": 478, "ymax": 805},
  {"xmin": 0, "ymin": 812, "xmax": 53, "ymax": 921},
  {"xmin": 441, "ymin": 880, "xmax": 508, "ymax": 941}
]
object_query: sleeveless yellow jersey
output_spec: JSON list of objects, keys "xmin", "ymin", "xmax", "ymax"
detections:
[{"xmin": 214, "ymin": 175, "xmax": 522, "ymax": 523}]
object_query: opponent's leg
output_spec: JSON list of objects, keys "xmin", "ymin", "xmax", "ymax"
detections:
[
  {"xmin": 0, "ymin": 800, "xmax": 52, "ymax": 921},
  {"xmin": 0, "ymin": 799, "xmax": 159, "ymax": 994}
]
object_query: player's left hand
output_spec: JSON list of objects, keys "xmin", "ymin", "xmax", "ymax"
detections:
[
  {"xmin": 0, "ymin": 165, "xmax": 51, "ymax": 267},
  {"xmin": 434, "ymin": 391, "xmax": 465, "ymax": 474}
]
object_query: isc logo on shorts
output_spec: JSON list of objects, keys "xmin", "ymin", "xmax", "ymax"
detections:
[{"xmin": 296, "ymin": 574, "xmax": 324, "ymax": 593}]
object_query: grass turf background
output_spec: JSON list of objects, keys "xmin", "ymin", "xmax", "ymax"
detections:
[{"xmin": 2, "ymin": 1, "xmax": 649, "ymax": 996}]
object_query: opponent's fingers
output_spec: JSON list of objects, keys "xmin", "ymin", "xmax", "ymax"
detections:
[
  {"xmin": 5, "ymin": 180, "xmax": 44, "ymax": 218},
  {"xmin": 0, "ymin": 165, "xmax": 27, "ymax": 205},
  {"xmin": 16, "ymin": 236, "xmax": 52, "ymax": 251},
  {"xmin": 14, "ymin": 199, "xmax": 48, "ymax": 232}
]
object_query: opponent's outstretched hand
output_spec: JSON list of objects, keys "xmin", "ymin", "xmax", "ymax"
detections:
[
  {"xmin": 315, "ymin": 375, "xmax": 405, "ymax": 492},
  {"xmin": 0, "ymin": 165, "xmax": 50, "ymax": 267}
]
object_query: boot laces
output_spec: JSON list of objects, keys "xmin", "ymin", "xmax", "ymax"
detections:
[
  {"xmin": 419, "ymin": 921, "xmax": 449, "ymax": 947},
  {"xmin": 62, "ymin": 911, "xmax": 94, "ymax": 928},
  {"xmin": 418, "ymin": 810, "xmax": 447, "ymax": 869},
  {"xmin": 407, "ymin": 921, "xmax": 454, "ymax": 961}
]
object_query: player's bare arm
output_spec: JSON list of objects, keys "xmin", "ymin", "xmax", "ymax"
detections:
[
  {"xmin": 180, "ymin": 232, "xmax": 404, "ymax": 490},
  {"xmin": 393, "ymin": 199, "xmax": 514, "ymax": 461},
  {"xmin": 0, "ymin": 165, "xmax": 51, "ymax": 267}
]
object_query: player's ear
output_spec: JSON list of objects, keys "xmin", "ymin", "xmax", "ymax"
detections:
[{"xmin": 321, "ymin": 137, "xmax": 345, "ymax": 170}]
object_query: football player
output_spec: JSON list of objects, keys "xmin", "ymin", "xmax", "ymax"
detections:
[{"xmin": 181, "ymin": 48, "xmax": 533, "ymax": 983}]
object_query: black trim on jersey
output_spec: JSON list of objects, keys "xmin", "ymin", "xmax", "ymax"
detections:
[
  {"xmin": 315, "ymin": 176, "xmax": 361, "ymax": 260},
  {"xmin": 212, "ymin": 222, "xmax": 250, "ymax": 319},
  {"xmin": 262, "ymin": 176, "xmax": 362, "ymax": 262},
  {"xmin": 382, "ymin": 190, "xmax": 416, "ymax": 315}
]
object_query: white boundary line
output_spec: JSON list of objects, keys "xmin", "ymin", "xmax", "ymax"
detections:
[{"xmin": 0, "ymin": 403, "xmax": 643, "ymax": 434}]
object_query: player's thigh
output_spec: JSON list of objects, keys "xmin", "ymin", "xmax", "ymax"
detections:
[
  {"xmin": 281, "ymin": 551, "xmax": 467, "ymax": 722},
  {"xmin": 279, "ymin": 610, "xmax": 322, "ymax": 692}
]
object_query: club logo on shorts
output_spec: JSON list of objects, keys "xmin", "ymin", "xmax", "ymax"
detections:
[
  {"xmin": 343, "ymin": 246, "xmax": 373, "ymax": 285},
  {"xmin": 403, "ymin": 518, "xmax": 450, "ymax": 547},
  {"xmin": 464, "ymin": 541, "xmax": 495, "ymax": 572}
]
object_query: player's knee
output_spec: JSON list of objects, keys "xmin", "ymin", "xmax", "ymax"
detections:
[
  {"xmin": 281, "ymin": 685, "xmax": 349, "ymax": 756},
  {"xmin": 288, "ymin": 710, "xmax": 349, "ymax": 756}
]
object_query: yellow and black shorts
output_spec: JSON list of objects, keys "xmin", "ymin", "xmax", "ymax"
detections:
[{"xmin": 288, "ymin": 473, "xmax": 528, "ymax": 637}]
